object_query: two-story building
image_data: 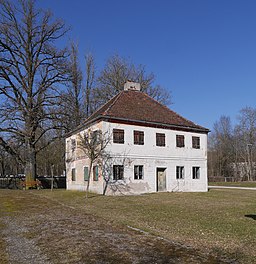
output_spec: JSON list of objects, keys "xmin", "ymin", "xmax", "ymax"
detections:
[{"xmin": 65, "ymin": 81, "xmax": 209, "ymax": 195}]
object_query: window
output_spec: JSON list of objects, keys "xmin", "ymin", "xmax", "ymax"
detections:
[
  {"xmin": 156, "ymin": 133, "xmax": 165, "ymax": 146},
  {"xmin": 71, "ymin": 139, "xmax": 76, "ymax": 151},
  {"xmin": 192, "ymin": 167, "xmax": 200, "ymax": 179},
  {"xmin": 93, "ymin": 165, "xmax": 99, "ymax": 181},
  {"xmin": 84, "ymin": 166, "xmax": 89, "ymax": 181},
  {"xmin": 113, "ymin": 129, "xmax": 124, "ymax": 144},
  {"xmin": 91, "ymin": 130, "xmax": 100, "ymax": 144},
  {"xmin": 134, "ymin": 165, "xmax": 143, "ymax": 180},
  {"xmin": 176, "ymin": 166, "xmax": 184, "ymax": 179},
  {"xmin": 192, "ymin": 136, "xmax": 200, "ymax": 149},
  {"xmin": 134, "ymin": 131, "xmax": 144, "ymax": 145},
  {"xmin": 176, "ymin": 135, "xmax": 185, "ymax": 148},
  {"xmin": 113, "ymin": 165, "xmax": 124, "ymax": 180},
  {"xmin": 71, "ymin": 168, "xmax": 76, "ymax": 181}
]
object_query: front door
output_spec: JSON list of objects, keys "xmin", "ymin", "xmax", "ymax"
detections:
[{"xmin": 157, "ymin": 168, "xmax": 166, "ymax": 192}]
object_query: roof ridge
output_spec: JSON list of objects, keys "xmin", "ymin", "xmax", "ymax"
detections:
[
  {"xmin": 82, "ymin": 92, "xmax": 121, "ymax": 123},
  {"xmin": 142, "ymin": 92, "xmax": 200, "ymax": 127},
  {"xmin": 103, "ymin": 90, "xmax": 124, "ymax": 115}
]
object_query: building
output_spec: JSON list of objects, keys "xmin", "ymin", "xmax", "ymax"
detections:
[{"xmin": 65, "ymin": 81, "xmax": 209, "ymax": 195}]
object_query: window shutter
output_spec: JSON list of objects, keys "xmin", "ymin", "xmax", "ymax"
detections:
[
  {"xmin": 93, "ymin": 165, "xmax": 99, "ymax": 181},
  {"xmin": 84, "ymin": 167, "xmax": 89, "ymax": 181},
  {"xmin": 71, "ymin": 168, "xmax": 76, "ymax": 181}
]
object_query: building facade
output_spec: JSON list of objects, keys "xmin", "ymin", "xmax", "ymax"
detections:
[{"xmin": 66, "ymin": 82, "xmax": 209, "ymax": 195}]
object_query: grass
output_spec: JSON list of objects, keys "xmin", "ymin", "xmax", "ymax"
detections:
[
  {"xmin": 1, "ymin": 189, "xmax": 256, "ymax": 263},
  {"xmin": 0, "ymin": 222, "xmax": 9, "ymax": 264},
  {"xmin": 42, "ymin": 189, "xmax": 256, "ymax": 263},
  {"xmin": 209, "ymin": 181, "xmax": 256, "ymax": 188}
]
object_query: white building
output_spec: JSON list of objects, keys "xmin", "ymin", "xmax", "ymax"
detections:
[{"xmin": 65, "ymin": 81, "xmax": 209, "ymax": 195}]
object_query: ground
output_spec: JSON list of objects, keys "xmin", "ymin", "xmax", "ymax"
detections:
[{"xmin": 0, "ymin": 189, "xmax": 255, "ymax": 263}]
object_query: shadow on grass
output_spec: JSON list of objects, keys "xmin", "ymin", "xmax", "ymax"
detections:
[{"xmin": 245, "ymin": 214, "xmax": 256, "ymax": 220}]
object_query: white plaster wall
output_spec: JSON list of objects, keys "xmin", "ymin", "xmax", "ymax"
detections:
[
  {"xmin": 66, "ymin": 122, "xmax": 104, "ymax": 194},
  {"xmin": 102, "ymin": 121, "xmax": 208, "ymax": 194},
  {"xmin": 66, "ymin": 121, "xmax": 208, "ymax": 194}
]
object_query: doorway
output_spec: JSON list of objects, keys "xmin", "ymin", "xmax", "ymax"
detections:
[{"xmin": 157, "ymin": 168, "xmax": 166, "ymax": 192}]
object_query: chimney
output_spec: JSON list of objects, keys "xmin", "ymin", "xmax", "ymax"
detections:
[{"xmin": 124, "ymin": 80, "xmax": 141, "ymax": 91}]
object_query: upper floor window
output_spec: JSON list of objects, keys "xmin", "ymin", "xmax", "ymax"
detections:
[
  {"xmin": 176, "ymin": 166, "xmax": 184, "ymax": 179},
  {"xmin": 176, "ymin": 135, "xmax": 185, "ymax": 148},
  {"xmin": 192, "ymin": 136, "xmax": 200, "ymax": 149},
  {"xmin": 91, "ymin": 130, "xmax": 101, "ymax": 144},
  {"xmin": 192, "ymin": 167, "xmax": 200, "ymax": 179},
  {"xmin": 113, "ymin": 165, "xmax": 124, "ymax": 180},
  {"xmin": 134, "ymin": 130, "xmax": 144, "ymax": 145},
  {"xmin": 113, "ymin": 129, "xmax": 124, "ymax": 144},
  {"xmin": 71, "ymin": 139, "xmax": 76, "ymax": 151},
  {"xmin": 134, "ymin": 165, "xmax": 143, "ymax": 180},
  {"xmin": 156, "ymin": 133, "xmax": 165, "ymax": 147}
]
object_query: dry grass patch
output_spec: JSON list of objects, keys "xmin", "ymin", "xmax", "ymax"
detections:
[
  {"xmin": 1, "ymin": 189, "xmax": 255, "ymax": 263},
  {"xmin": 42, "ymin": 189, "xmax": 256, "ymax": 263}
]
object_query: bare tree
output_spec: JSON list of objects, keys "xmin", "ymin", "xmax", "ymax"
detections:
[
  {"xmin": 84, "ymin": 53, "xmax": 95, "ymax": 117},
  {"xmin": 0, "ymin": 0, "xmax": 69, "ymax": 182},
  {"xmin": 235, "ymin": 107, "xmax": 256, "ymax": 181},
  {"xmin": 78, "ymin": 129, "xmax": 110, "ymax": 198},
  {"xmin": 60, "ymin": 42, "xmax": 83, "ymax": 132},
  {"xmin": 94, "ymin": 54, "xmax": 171, "ymax": 108},
  {"xmin": 208, "ymin": 116, "xmax": 235, "ymax": 180}
]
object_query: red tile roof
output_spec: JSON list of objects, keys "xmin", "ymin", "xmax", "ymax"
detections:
[{"xmin": 75, "ymin": 90, "xmax": 209, "ymax": 134}]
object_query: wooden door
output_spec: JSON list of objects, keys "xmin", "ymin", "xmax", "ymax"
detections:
[{"xmin": 157, "ymin": 168, "xmax": 166, "ymax": 191}]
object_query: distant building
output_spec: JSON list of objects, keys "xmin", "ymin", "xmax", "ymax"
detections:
[{"xmin": 65, "ymin": 81, "xmax": 209, "ymax": 195}]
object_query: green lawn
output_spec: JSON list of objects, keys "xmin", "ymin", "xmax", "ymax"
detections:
[{"xmin": 41, "ymin": 189, "xmax": 256, "ymax": 263}]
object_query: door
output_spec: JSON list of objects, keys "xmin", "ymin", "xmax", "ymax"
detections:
[{"xmin": 157, "ymin": 168, "xmax": 166, "ymax": 192}]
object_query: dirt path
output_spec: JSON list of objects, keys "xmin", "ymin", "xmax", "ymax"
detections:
[{"xmin": 0, "ymin": 190, "xmax": 236, "ymax": 264}]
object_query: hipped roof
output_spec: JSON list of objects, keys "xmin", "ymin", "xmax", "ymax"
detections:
[{"xmin": 68, "ymin": 90, "xmax": 209, "ymax": 136}]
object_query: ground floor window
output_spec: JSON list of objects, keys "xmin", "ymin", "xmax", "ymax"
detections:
[
  {"xmin": 176, "ymin": 166, "xmax": 184, "ymax": 179},
  {"xmin": 71, "ymin": 168, "xmax": 76, "ymax": 181},
  {"xmin": 84, "ymin": 166, "xmax": 89, "ymax": 181},
  {"xmin": 93, "ymin": 165, "xmax": 99, "ymax": 181},
  {"xmin": 113, "ymin": 165, "xmax": 124, "ymax": 180},
  {"xmin": 192, "ymin": 167, "xmax": 200, "ymax": 179},
  {"xmin": 134, "ymin": 165, "xmax": 143, "ymax": 180}
]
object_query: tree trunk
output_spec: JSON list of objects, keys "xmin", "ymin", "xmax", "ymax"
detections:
[
  {"xmin": 103, "ymin": 179, "xmax": 109, "ymax": 196},
  {"xmin": 86, "ymin": 161, "xmax": 93, "ymax": 199},
  {"xmin": 25, "ymin": 142, "xmax": 37, "ymax": 184}
]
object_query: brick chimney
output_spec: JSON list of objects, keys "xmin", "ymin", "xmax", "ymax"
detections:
[{"xmin": 124, "ymin": 80, "xmax": 141, "ymax": 91}]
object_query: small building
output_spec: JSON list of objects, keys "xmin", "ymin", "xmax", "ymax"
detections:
[{"xmin": 65, "ymin": 81, "xmax": 209, "ymax": 195}]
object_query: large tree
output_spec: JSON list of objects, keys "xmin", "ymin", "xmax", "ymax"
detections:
[
  {"xmin": 60, "ymin": 42, "xmax": 83, "ymax": 132},
  {"xmin": 94, "ymin": 54, "xmax": 171, "ymax": 109},
  {"xmin": 0, "ymin": 0, "xmax": 69, "ymax": 181}
]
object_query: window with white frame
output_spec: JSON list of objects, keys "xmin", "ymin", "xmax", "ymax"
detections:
[
  {"xmin": 113, "ymin": 165, "xmax": 124, "ymax": 180},
  {"xmin": 192, "ymin": 136, "xmax": 200, "ymax": 149},
  {"xmin": 176, "ymin": 135, "xmax": 185, "ymax": 148},
  {"xmin": 134, "ymin": 165, "xmax": 143, "ymax": 180},
  {"xmin": 156, "ymin": 133, "xmax": 165, "ymax": 146},
  {"xmin": 113, "ymin": 129, "xmax": 124, "ymax": 144},
  {"xmin": 176, "ymin": 166, "xmax": 184, "ymax": 179},
  {"xmin": 192, "ymin": 167, "xmax": 200, "ymax": 179},
  {"xmin": 134, "ymin": 131, "xmax": 144, "ymax": 145}
]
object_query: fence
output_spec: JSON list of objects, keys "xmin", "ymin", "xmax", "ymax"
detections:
[{"xmin": 0, "ymin": 176, "xmax": 66, "ymax": 189}]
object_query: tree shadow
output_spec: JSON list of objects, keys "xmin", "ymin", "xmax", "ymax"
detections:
[{"xmin": 245, "ymin": 214, "xmax": 256, "ymax": 220}]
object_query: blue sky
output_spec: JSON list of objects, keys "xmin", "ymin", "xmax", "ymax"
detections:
[{"xmin": 37, "ymin": 0, "xmax": 256, "ymax": 130}]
